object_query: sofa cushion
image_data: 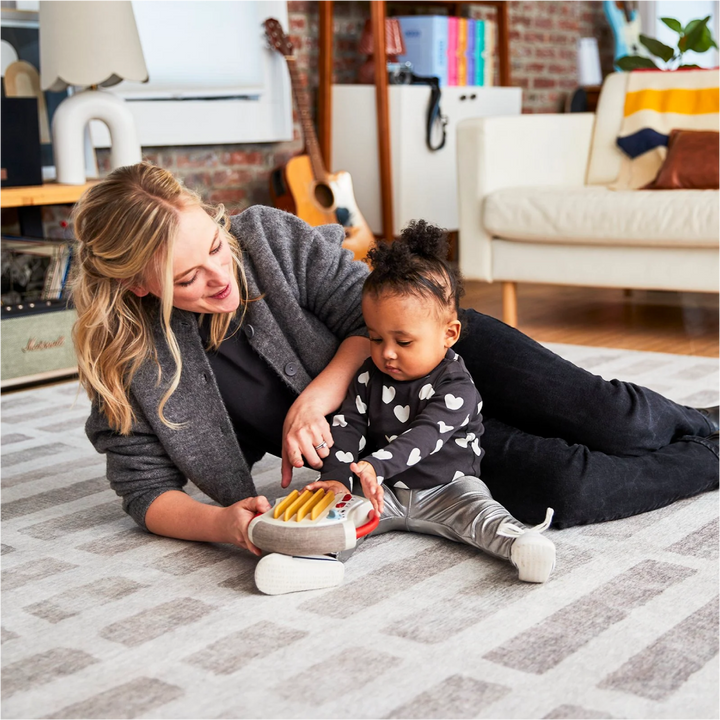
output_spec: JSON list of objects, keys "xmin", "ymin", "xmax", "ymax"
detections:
[{"xmin": 483, "ymin": 186, "xmax": 719, "ymax": 248}]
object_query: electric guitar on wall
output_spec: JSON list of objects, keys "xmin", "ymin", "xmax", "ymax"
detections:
[
  {"xmin": 264, "ymin": 18, "xmax": 374, "ymax": 262},
  {"xmin": 603, "ymin": 1, "xmax": 643, "ymax": 68}
]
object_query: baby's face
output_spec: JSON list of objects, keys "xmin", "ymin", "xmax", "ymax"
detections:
[{"xmin": 362, "ymin": 292, "xmax": 460, "ymax": 381}]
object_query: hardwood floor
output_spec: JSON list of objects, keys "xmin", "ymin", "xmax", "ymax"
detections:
[{"xmin": 461, "ymin": 282, "xmax": 719, "ymax": 357}]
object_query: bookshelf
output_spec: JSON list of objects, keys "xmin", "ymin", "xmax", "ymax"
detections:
[
  {"xmin": 1, "ymin": 181, "xmax": 96, "ymax": 209},
  {"xmin": 317, "ymin": 1, "xmax": 511, "ymax": 242},
  {"xmin": 1, "ymin": 182, "xmax": 92, "ymax": 389}
]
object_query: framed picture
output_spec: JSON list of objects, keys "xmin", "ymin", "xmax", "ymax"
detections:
[{"xmin": 1, "ymin": 3, "xmax": 67, "ymax": 175}]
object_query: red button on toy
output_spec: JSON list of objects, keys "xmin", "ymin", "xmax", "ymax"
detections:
[
  {"xmin": 336, "ymin": 502, "xmax": 346, "ymax": 508},
  {"xmin": 343, "ymin": 494, "xmax": 352, "ymax": 501}
]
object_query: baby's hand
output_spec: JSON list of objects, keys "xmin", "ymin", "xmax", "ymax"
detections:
[
  {"xmin": 303, "ymin": 479, "xmax": 350, "ymax": 498},
  {"xmin": 351, "ymin": 461, "xmax": 384, "ymax": 517}
]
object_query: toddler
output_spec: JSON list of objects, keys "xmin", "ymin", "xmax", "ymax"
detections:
[{"xmin": 306, "ymin": 220, "xmax": 556, "ymax": 583}]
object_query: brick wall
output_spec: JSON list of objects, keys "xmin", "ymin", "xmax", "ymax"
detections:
[{"xmin": 84, "ymin": 1, "xmax": 614, "ymax": 223}]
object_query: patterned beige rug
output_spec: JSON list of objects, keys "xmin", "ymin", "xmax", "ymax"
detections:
[{"xmin": 2, "ymin": 343, "xmax": 718, "ymax": 719}]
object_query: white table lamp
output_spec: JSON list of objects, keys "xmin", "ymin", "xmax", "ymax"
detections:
[{"xmin": 39, "ymin": 1, "xmax": 148, "ymax": 185}]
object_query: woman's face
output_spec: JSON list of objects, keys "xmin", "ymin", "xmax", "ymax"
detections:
[{"xmin": 134, "ymin": 204, "xmax": 240, "ymax": 314}]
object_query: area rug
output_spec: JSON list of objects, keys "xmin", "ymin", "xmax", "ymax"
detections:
[{"xmin": 2, "ymin": 343, "xmax": 718, "ymax": 719}]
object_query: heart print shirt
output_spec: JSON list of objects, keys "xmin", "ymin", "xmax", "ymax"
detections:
[{"xmin": 320, "ymin": 349, "xmax": 484, "ymax": 491}]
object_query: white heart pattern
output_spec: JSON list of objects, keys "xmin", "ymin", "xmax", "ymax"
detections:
[
  {"xmin": 431, "ymin": 439, "xmax": 443, "ymax": 455},
  {"xmin": 385, "ymin": 434, "xmax": 398, "ymax": 443},
  {"xmin": 419, "ymin": 383, "xmax": 435, "ymax": 400},
  {"xmin": 359, "ymin": 435, "xmax": 366, "ymax": 452},
  {"xmin": 333, "ymin": 414, "xmax": 347, "ymax": 428},
  {"xmin": 407, "ymin": 448, "xmax": 422, "ymax": 466},
  {"xmin": 382, "ymin": 385, "xmax": 396, "ymax": 403},
  {"xmin": 455, "ymin": 436, "xmax": 469, "ymax": 448},
  {"xmin": 372, "ymin": 449, "xmax": 393, "ymax": 460},
  {"xmin": 461, "ymin": 415, "xmax": 469, "ymax": 427},
  {"xmin": 356, "ymin": 395, "xmax": 367, "ymax": 414},
  {"xmin": 437, "ymin": 421, "xmax": 454, "ymax": 433},
  {"xmin": 452, "ymin": 470, "xmax": 465, "ymax": 480},
  {"xmin": 376, "ymin": 476, "xmax": 384, "ymax": 485},
  {"xmin": 472, "ymin": 438, "xmax": 482, "ymax": 456},
  {"xmin": 394, "ymin": 481, "xmax": 410, "ymax": 489},
  {"xmin": 477, "ymin": 400, "xmax": 483, "ymax": 414},
  {"xmin": 357, "ymin": 371, "xmax": 370, "ymax": 385},
  {"xmin": 393, "ymin": 405, "xmax": 410, "ymax": 423},
  {"xmin": 335, "ymin": 450, "xmax": 354, "ymax": 463},
  {"xmin": 445, "ymin": 394, "xmax": 464, "ymax": 410}
]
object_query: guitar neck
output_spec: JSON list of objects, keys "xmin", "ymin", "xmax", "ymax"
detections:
[
  {"xmin": 622, "ymin": 1, "xmax": 635, "ymax": 23},
  {"xmin": 285, "ymin": 57, "xmax": 327, "ymax": 181}
]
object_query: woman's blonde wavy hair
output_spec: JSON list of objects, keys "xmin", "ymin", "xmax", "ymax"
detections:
[{"xmin": 71, "ymin": 162, "xmax": 251, "ymax": 435}]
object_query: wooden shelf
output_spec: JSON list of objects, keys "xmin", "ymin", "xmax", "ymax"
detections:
[
  {"xmin": 1, "ymin": 182, "xmax": 97, "ymax": 209},
  {"xmin": 318, "ymin": 0, "xmax": 511, "ymax": 241}
]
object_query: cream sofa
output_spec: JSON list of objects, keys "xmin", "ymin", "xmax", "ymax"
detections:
[{"xmin": 456, "ymin": 72, "xmax": 719, "ymax": 326}]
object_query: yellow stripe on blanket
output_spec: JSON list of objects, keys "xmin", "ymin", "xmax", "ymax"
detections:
[{"xmin": 624, "ymin": 88, "xmax": 719, "ymax": 117}]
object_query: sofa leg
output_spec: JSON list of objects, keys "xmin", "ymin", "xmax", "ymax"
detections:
[{"xmin": 502, "ymin": 282, "xmax": 518, "ymax": 327}]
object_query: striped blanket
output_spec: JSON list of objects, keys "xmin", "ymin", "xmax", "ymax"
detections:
[{"xmin": 613, "ymin": 69, "xmax": 719, "ymax": 189}]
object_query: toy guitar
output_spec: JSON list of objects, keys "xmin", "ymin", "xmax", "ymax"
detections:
[
  {"xmin": 604, "ymin": 1, "xmax": 643, "ymax": 68},
  {"xmin": 263, "ymin": 18, "xmax": 375, "ymax": 262},
  {"xmin": 248, "ymin": 488, "xmax": 379, "ymax": 556}
]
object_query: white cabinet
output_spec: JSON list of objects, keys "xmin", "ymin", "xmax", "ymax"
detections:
[{"xmin": 331, "ymin": 84, "xmax": 521, "ymax": 236}]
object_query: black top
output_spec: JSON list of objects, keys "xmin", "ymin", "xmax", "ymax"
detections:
[
  {"xmin": 320, "ymin": 349, "xmax": 484, "ymax": 491},
  {"xmin": 199, "ymin": 318, "xmax": 298, "ymax": 466}
]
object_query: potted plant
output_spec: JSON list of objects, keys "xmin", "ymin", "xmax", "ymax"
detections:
[{"xmin": 618, "ymin": 15, "xmax": 718, "ymax": 70}]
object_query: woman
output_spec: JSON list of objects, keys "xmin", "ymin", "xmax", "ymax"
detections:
[{"xmin": 73, "ymin": 163, "xmax": 718, "ymax": 593}]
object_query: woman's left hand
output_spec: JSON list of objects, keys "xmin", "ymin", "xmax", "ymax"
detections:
[{"xmin": 281, "ymin": 396, "xmax": 334, "ymax": 488}]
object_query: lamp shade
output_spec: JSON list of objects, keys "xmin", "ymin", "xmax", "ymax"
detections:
[
  {"xmin": 39, "ymin": 1, "xmax": 148, "ymax": 92},
  {"xmin": 358, "ymin": 18, "xmax": 406, "ymax": 57}
]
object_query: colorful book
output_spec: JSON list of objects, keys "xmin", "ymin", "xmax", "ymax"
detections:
[
  {"xmin": 396, "ymin": 16, "xmax": 449, "ymax": 87},
  {"xmin": 484, "ymin": 20, "xmax": 495, "ymax": 87},
  {"xmin": 457, "ymin": 18, "xmax": 468, "ymax": 86},
  {"xmin": 474, "ymin": 19, "xmax": 485, "ymax": 85},
  {"xmin": 466, "ymin": 19, "xmax": 476, "ymax": 87},
  {"xmin": 447, "ymin": 16, "xmax": 458, "ymax": 86}
]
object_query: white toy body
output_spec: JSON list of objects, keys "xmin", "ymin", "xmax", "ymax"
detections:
[{"xmin": 248, "ymin": 489, "xmax": 376, "ymax": 556}]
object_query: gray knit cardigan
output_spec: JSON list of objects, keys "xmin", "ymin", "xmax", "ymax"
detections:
[{"xmin": 86, "ymin": 206, "xmax": 369, "ymax": 529}]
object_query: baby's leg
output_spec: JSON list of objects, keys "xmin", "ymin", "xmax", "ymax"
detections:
[{"xmin": 403, "ymin": 476, "xmax": 556, "ymax": 583}]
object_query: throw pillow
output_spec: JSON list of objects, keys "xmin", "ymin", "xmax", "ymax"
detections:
[{"xmin": 644, "ymin": 129, "xmax": 719, "ymax": 190}]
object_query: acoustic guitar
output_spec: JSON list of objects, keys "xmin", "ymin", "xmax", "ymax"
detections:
[{"xmin": 264, "ymin": 18, "xmax": 374, "ymax": 262}]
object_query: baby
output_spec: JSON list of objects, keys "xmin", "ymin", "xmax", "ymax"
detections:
[{"xmin": 306, "ymin": 220, "xmax": 556, "ymax": 583}]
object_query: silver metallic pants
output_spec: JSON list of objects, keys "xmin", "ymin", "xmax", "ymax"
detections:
[{"xmin": 339, "ymin": 476, "xmax": 527, "ymax": 562}]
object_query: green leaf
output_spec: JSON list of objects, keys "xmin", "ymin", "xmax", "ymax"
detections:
[
  {"xmin": 691, "ymin": 25, "xmax": 717, "ymax": 53},
  {"xmin": 683, "ymin": 16, "xmax": 711, "ymax": 52},
  {"xmin": 639, "ymin": 34, "xmax": 675, "ymax": 62},
  {"xmin": 616, "ymin": 55, "xmax": 660, "ymax": 71},
  {"xmin": 678, "ymin": 64, "xmax": 702, "ymax": 69},
  {"xmin": 661, "ymin": 17, "xmax": 683, "ymax": 34}
]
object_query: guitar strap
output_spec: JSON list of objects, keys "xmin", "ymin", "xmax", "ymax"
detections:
[{"xmin": 408, "ymin": 73, "xmax": 447, "ymax": 152}]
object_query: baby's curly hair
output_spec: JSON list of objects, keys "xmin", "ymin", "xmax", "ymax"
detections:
[{"xmin": 363, "ymin": 220, "xmax": 464, "ymax": 316}]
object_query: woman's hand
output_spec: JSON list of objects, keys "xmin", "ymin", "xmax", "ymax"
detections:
[
  {"xmin": 280, "ymin": 336, "xmax": 370, "ymax": 489},
  {"xmin": 281, "ymin": 396, "xmax": 334, "ymax": 488},
  {"xmin": 350, "ymin": 461, "xmax": 384, "ymax": 516},
  {"xmin": 217, "ymin": 495, "xmax": 272, "ymax": 555},
  {"xmin": 145, "ymin": 490, "xmax": 272, "ymax": 555}
]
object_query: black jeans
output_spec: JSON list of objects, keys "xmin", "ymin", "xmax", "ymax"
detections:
[{"xmin": 455, "ymin": 310, "xmax": 719, "ymax": 528}]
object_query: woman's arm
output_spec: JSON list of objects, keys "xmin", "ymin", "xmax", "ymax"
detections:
[
  {"xmin": 144, "ymin": 490, "xmax": 272, "ymax": 554},
  {"xmin": 281, "ymin": 334, "xmax": 370, "ymax": 487}
]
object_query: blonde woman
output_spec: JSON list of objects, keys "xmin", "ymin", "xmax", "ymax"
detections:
[{"xmin": 73, "ymin": 163, "xmax": 718, "ymax": 595}]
